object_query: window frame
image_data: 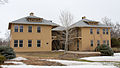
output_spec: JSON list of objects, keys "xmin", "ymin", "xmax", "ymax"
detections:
[
  {"xmin": 103, "ymin": 29, "xmax": 105, "ymax": 34},
  {"xmin": 37, "ymin": 40, "xmax": 41, "ymax": 47},
  {"xmin": 103, "ymin": 40, "xmax": 106, "ymax": 44},
  {"xmin": 37, "ymin": 26, "xmax": 41, "ymax": 33},
  {"xmin": 91, "ymin": 40, "xmax": 93, "ymax": 47},
  {"xmin": 28, "ymin": 40, "xmax": 32, "ymax": 47},
  {"xmin": 97, "ymin": 40, "xmax": 100, "ymax": 46},
  {"xmin": 28, "ymin": 26, "xmax": 32, "ymax": 32},
  {"xmin": 19, "ymin": 40, "xmax": 23, "ymax": 47},
  {"xmin": 90, "ymin": 28, "xmax": 93, "ymax": 34},
  {"xmin": 14, "ymin": 40, "xmax": 18, "ymax": 47},
  {"xmin": 20, "ymin": 25, "xmax": 23, "ymax": 32},
  {"xmin": 107, "ymin": 40, "xmax": 109, "ymax": 45},
  {"xmin": 14, "ymin": 25, "xmax": 18, "ymax": 32},
  {"xmin": 106, "ymin": 29, "xmax": 109, "ymax": 35},
  {"xmin": 97, "ymin": 28, "xmax": 100, "ymax": 34}
]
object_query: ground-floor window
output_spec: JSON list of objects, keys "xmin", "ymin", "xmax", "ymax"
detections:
[
  {"xmin": 19, "ymin": 40, "xmax": 23, "ymax": 47},
  {"xmin": 14, "ymin": 40, "xmax": 18, "ymax": 47},
  {"xmin": 91, "ymin": 40, "xmax": 93, "ymax": 47},
  {"xmin": 103, "ymin": 40, "xmax": 106, "ymax": 44},
  {"xmin": 28, "ymin": 40, "xmax": 32, "ymax": 47},
  {"xmin": 107, "ymin": 40, "xmax": 109, "ymax": 45},
  {"xmin": 37, "ymin": 40, "xmax": 41, "ymax": 47},
  {"xmin": 97, "ymin": 40, "xmax": 100, "ymax": 46}
]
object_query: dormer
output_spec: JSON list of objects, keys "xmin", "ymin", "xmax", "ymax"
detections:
[{"xmin": 26, "ymin": 12, "xmax": 43, "ymax": 22}]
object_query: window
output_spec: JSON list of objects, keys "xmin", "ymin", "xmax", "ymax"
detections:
[
  {"xmin": 103, "ymin": 29, "xmax": 105, "ymax": 34},
  {"xmin": 28, "ymin": 40, "xmax": 32, "ymax": 47},
  {"xmin": 14, "ymin": 40, "xmax": 18, "ymax": 47},
  {"xmin": 103, "ymin": 40, "xmax": 106, "ymax": 44},
  {"xmin": 97, "ymin": 40, "xmax": 100, "ymax": 46},
  {"xmin": 91, "ymin": 40, "xmax": 93, "ymax": 47},
  {"xmin": 14, "ymin": 25, "xmax": 18, "ymax": 32},
  {"xmin": 107, "ymin": 40, "xmax": 109, "ymax": 45},
  {"xmin": 19, "ymin": 40, "xmax": 23, "ymax": 47},
  {"xmin": 37, "ymin": 26, "xmax": 41, "ymax": 33},
  {"xmin": 90, "ymin": 28, "xmax": 93, "ymax": 34},
  {"xmin": 20, "ymin": 25, "xmax": 23, "ymax": 32},
  {"xmin": 37, "ymin": 40, "xmax": 41, "ymax": 47},
  {"xmin": 28, "ymin": 26, "xmax": 32, "ymax": 32},
  {"xmin": 106, "ymin": 29, "xmax": 108, "ymax": 34},
  {"xmin": 97, "ymin": 28, "xmax": 100, "ymax": 34}
]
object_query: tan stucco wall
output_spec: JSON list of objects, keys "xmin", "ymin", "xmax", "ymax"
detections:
[
  {"xmin": 81, "ymin": 27, "xmax": 111, "ymax": 51},
  {"xmin": 10, "ymin": 24, "xmax": 52, "ymax": 52}
]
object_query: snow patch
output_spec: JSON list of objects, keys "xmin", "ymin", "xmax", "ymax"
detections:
[
  {"xmin": 80, "ymin": 53, "xmax": 120, "ymax": 62},
  {"xmin": 4, "ymin": 61, "xmax": 26, "ymax": 65},
  {"xmin": 11, "ymin": 57, "xmax": 27, "ymax": 61}
]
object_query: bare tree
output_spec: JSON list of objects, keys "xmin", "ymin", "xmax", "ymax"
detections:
[
  {"xmin": 102, "ymin": 17, "xmax": 120, "ymax": 38},
  {"xmin": 59, "ymin": 11, "xmax": 73, "ymax": 52},
  {"xmin": 0, "ymin": 0, "xmax": 8, "ymax": 4},
  {"xmin": 4, "ymin": 30, "xmax": 10, "ymax": 46}
]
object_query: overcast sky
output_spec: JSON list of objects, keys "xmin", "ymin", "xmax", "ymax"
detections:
[{"xmin": 0, "ymin": 0, "xmax": 120, "ymax": 38}]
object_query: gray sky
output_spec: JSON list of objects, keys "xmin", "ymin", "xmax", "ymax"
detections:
[{"xmin": 0, "ymin": 0, "xmax": 120, "ymax": 38}]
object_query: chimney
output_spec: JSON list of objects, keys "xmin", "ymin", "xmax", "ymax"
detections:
[
  {"xmin": 82, "ymin": 16, "xmax": 86, "ymax": 19},
  {"xmin": 30, "ymin": 12, "xmax": 34, "ymax": 16}
]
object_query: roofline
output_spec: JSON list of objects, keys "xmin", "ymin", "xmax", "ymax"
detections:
[{"xmin": 8, "ymin": 22, "xmax": 59, "ymax": 29}]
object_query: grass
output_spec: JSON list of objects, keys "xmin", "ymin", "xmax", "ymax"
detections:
[{"xmin": 16, "ymin": 51, "xmax": 64, "ymax": 58}]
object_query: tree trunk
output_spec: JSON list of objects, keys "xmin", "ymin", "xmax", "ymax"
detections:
[{"xmin": 65, "ymin": 28, "xmax": 68, "ymax": 53}]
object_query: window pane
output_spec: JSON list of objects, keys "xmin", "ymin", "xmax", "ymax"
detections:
[
  {"xmin": 37, "ymin": 26, "xmax": 41, "ymax": 32},
  {"xmin": 97, "ymin": 28, "xmax": 100, "ymax": 34},
  {"xmin": 107, "ymin": 40, "xmax": 109, "ymax": 45},
  {"xmin": 97, "ymin": 40, "xmax": 100, "ymax": 46},
  {"xmin": 28, "ymin": 40, "xmax": 32, "ymax": 47},
  {"xmin": 19, "ymin": 40, "xmax": 23, "ymax": 47},
  {"xmin": 37, "ymin": 40, "xmax": 41, "ymax": 47},
  {"xmin": 90, "ymin": 28, "xmax": 93, "ymax": 34},
  {"xmin": 14, "ymin": 25, "xmax": 18, "ymax": 32},
  {"xmin": 91, "ymin": 40, "xmax": 93, "ymax": 46},
  {"xmin": 14, "ymin": 40, "xmax": 18, "ymax": 47},
  {"xmin": 103, "ymin": 40, "xmax": 106, "ymax": 44},
  {"xmin": 106, "ymin": 29, "xmax": 108, "ymax": 34},
  {"xmin": 20, "ymin": 25, "xmax": 23, "ymax": 32},
  {"xmin": 103, "ymin": 29, "xmax": 105, "ymax": 34},
  {"xmin": 28, "ymin": 26, "xmax": 32, "ymax": 32}
]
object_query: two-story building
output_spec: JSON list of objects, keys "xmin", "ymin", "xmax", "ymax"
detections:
[
  {"xmin": 8, "ymin": 13, "xmax": 58, "ymax": 52},
  {"xmin": 52, "ymin": 16, "xmax": 111, "ymax": 51}
]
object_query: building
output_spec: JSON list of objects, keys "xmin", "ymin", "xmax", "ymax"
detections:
[
  {"xmin": 8, "ymin": 13, "xmax": 58, "ymax": 52},
  {"xmin": 8, "ymin": 13, "xmax": 111, "ymax": 52},
  {"xmin": 52, "ymin": 17, "xmax": 111, "ymax": 51}
]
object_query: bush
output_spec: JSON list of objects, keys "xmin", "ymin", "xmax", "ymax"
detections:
[
  {"xmin": 95, "ymin": 44, "xmax": 114, "ymax": 56},
  {"xmin": 0, "ymin": 46, "xmax": 16, "ymax": 59},
  {"xmin": 111, "ymin": 38, "xmax": 120, "ymax": 47},
  {"xmin": 0, "ymin": 55, "xmax": 6, "ymax": 64}
]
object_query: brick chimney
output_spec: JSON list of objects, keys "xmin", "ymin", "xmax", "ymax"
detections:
[
  {"xmin": 30, "ymin": 12, "xmax": 34, "ymax": 16},
  {"xmin": 82, "ymin": 16, "xmax": 86, "ymax": 19}
]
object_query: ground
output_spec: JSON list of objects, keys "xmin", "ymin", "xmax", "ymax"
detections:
[{"xmin": 0, "ymin": 51, "xmax": 120, "ymax": 68}]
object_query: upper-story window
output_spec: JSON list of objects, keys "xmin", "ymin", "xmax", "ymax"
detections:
[
  {"xmin": 103, "ymin": 29, "xmax": 105, "ymax": 34},
  {"xmin": 37, "ymin": 40, "xmax": 41, "ymax": 47},
  {"xmin": 19, "ymin": 40, "xmax": 23, "ymax": 47},
  {"xmin": 97, "ymin": 28, "xmax": 100, "ymax": 34},
  {"xmin": 28, "ymin": 26, "xmax": 32, "ymax": 32},
  {"xmin": 90, "ymin": 28, "xmax": 93, "ymax": 34},
  {"xmin": 97, "ymin": 40, "xmax": 100, "ymax": 46},
  {"xmin": 14, "ymin": 40, "xmax": 18, "ymax": 47},
  {"xmin": 14, "ymin": 25, "xmax": 18, "ymax": 32},
  {"xmin": 91, "ymin": 40, "xmax": 93, "ymax": 47},
  {"xmin": 28, "ymin": 40, "xmax": 32, "ymax": 47},
  {"xmin": 106, "ymin": 29, "xmax": 109, "ymax": 35},
  {"xmin": 20, "ymin": 25, "xmax": 23, "ymax": 32},
  {"xmin": 37, "ymin": 26, "xmax": 41, "ymax": 33},
  {"xmin": 103, "ymin": 40, "xmax": 106, "ymax": 44}
]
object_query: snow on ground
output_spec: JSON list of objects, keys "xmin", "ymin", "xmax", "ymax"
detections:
[
  {"xmin": 4, "ymin": 61, "xmax": 26, "ymax": 65},
  {"xmin": 11, "ymin": 57, "xmax": 28, "ymax": 61},
  {"xmin": 40, "ymin": 59, "xmax": 102, "ymax": 66},
  {"xmin": 80, "ymin": 53, "xmax": 120, "ymax": 62},
  {"xmin": 1, "ymin": 65, "xmax": 117, "ymax": 68}
]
